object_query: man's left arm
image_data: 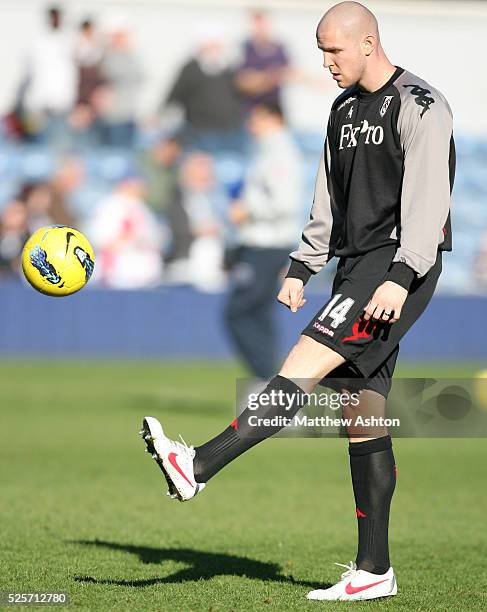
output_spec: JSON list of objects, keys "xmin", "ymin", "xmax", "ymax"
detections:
[{"xmin": 364, "ymin": 89, "xmax": 454, "ymax": 323}]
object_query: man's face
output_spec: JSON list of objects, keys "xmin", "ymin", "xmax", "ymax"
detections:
[
  {"xmin": 251, "ymin": 12, "xmax": 271, "ymax": 42},
  {"xmin": 316, "ymin": 25, "xmax": 366, "ymax": 89}
]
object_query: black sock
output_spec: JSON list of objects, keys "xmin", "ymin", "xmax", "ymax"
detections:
[
  {"xmin": 349, "ymin": 435, "xmax": 396, "ymax": 575},
  {"xmin": 193, "ymin": 375, "xmax": 306, "ymax": 483}
]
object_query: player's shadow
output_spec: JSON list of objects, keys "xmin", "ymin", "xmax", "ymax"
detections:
[{"xmin": 71, "ymin": 539, "xmax": 328, "ymax": 590}]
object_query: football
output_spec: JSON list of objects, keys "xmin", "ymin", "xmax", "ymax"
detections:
[{"xmin": 22, "ymin": 225, "xmax": 95, "ymax": 297}]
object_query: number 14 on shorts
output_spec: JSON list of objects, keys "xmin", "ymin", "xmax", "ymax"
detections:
[{"xmin": 318, "ymin": 294, "xmax": 355, "ymax": 329}]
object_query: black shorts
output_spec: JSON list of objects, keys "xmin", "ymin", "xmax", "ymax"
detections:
[{"xmin": 302, "ymin": 245, "xmax": 442, "ymax": 398}]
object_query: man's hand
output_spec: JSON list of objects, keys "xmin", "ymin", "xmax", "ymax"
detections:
[
  {"xmin": 363, "ymin": 280, "xmax": 408, "ymax": 324},
  {"xmin": 277, "ymin": 278, "xmax": 306, "ymax": 313}
]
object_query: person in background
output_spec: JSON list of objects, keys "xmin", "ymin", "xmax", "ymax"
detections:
[
  {"xmin": 164, "ymin": 152, "xmax": 225, "ymax": 291},
  {"xmin": 224, "ymin": 102, "xmax": 302, "ymax": 378},
  {"xmin": 0, "ymin": 199, "xmax": 29, "ymax": 278},
  {"xmin": 236, "ymin": 10, "xmax": 290, "ymax": 112},
  {"xmin": 140, "ymin": 135, "xmax": 182, "ymax": 217},
  {"xmin": 49, "ymin": 157, "xmax": 86, "ymax": 221},
  {"xmin": 22, "ymin": 5, "xmax": 77, "ymax": 146},
  {"xmin": 162, "ymin": 24, "xmax": 244, "ymax": 153},
  {"xmin": 87, "ymin": 172, "xmax": 164, "ymax": 288},
  {"xmin": 70, "ymin": 18, "xmax": 105, "ymax": 144},
  {"xmin": 0, "ymin": 166, "xmax": 78, "ymax": 277},
  {"xmin": 21, "ymin": 180, "xmax": 75, "ymax": 234},
  {"xmin": 97, "ymin": 16, "xmax": 143, "ymax": 148},
  {"xmin": 180, "ymin": 152, "xmax": 226, "ymax": 291}
]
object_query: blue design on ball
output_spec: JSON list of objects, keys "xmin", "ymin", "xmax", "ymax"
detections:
[
  {"xmin": 74, "ymin": 247, "xmax": 95, "ymax": 282},
  {"xmin": 29, "ymin": 245, "xmax": 62, "ymax": 285}
]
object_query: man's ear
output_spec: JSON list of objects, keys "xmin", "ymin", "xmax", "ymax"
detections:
[{"xmin": 363, "ymin": 35, "xmax": 376, "ymax": 56}]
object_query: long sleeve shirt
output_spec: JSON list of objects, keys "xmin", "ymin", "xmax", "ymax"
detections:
[{"xmin": 287, "ymin": 67, "xmax": 455, "ymax": 290}]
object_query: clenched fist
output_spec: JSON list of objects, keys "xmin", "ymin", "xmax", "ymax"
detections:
[
  {"xmin": 277, "ymin": 278, "xmax": 307, "ymax": 313},
  {"xmin": 363, "ymin": 280, "xmax": 408, "ymax": 324}
]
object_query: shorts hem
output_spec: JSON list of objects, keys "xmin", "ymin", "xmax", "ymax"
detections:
[
  {"xmin": 301, "ymin": 330, "xmax": 356, "ymax": 363},
  {"xmin": 301, "ymin": 330, "xmax": 381, "ymax": 378},
  {"xmin": 346, "ymin": 356, "xmax": 373, "ymax": 378}
]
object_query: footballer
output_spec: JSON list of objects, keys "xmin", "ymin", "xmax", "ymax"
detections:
[{"xmin": 140, "ymin": 1, "xmax": 454, "ymax": 601}]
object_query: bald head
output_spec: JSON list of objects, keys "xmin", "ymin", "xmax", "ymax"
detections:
[
  {"xmin": 317, "ymin": 1, "xmax": 379, "ymax": 42},
  {"xmin": 316, "ymin": 2, "xmax": 392, "ymax": 90}
]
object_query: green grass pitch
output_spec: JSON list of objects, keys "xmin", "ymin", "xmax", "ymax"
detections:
[{"xmin": 1, "ymin": 360, "xmax": 486, "ymax": 611}]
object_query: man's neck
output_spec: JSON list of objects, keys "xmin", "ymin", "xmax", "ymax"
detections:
[{"xmin": 358, "ymin": 61, "xmax": 397, "ymax": 93}]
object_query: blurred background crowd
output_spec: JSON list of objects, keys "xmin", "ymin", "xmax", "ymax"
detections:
[
  {"xmin": 0, "ymin": 5, "xmax": 319, "ymax": 295},
  {"xmin": 0, "ymin": 1, "xmax": 486, "ymax": 297}
]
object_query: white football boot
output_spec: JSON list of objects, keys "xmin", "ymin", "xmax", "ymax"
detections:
[
  {"xmin": 139, "ymin": 416, "xmax": 205, "ymax": 502},
  {"xmin": 307, "ymin": 562, "xmax": 397, "ymax": 601}
]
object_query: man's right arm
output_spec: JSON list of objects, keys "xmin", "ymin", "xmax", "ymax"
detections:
[
  {"xmin": 285, "ymin": 137, "xmax": 337, "ymax": 285},
  {"xmin": 278, "ymin": 135, "xmax": 338, "ymax": 312}
]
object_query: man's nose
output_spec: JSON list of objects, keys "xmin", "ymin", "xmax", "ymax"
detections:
[{"xmin": 323, "ymin": 52, "xmax": 334, "ymax": 69}]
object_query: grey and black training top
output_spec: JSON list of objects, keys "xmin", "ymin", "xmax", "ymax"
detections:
[{"xmin": 287, "ymin": 66, "xmax": 455, "ymax": 290}]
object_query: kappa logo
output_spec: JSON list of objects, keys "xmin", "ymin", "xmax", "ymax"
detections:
[
  {"xmin": 403, "ymin": 84, "xmax": 435, "ymax": 117},
  {"xmin": 346, "ymin": 106, "xmax": 354, "ymax": 119},
  {"xmin": 339, "ymin": 119, "xmax": 384, "ymax": 150},
  {"xmin": 380, "ymin": 95, "xmax": 393, "ymax": 118},
  {"xmin": 312, "ymin": 321, "xmax": 335, "ymax": 337},
  {"xmin": 337, "ymin": 95, "xmax": 357, "ymax": 111}
]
